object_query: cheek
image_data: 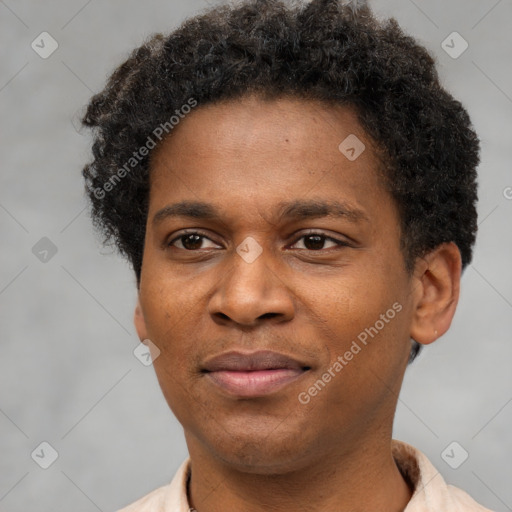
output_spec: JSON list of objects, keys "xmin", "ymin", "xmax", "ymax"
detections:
[
  {"xmin": 319, "ymin": 265, "xmax": 396, "ymax": 334},
  {"xmin": 312, "ymin": 264, "xmax": 409, "ymax": 384},
  {"xmin": 138, "ymin": 274, "xmax": 194, "ymax": 374},
  {"xmin": 141, "ymin": 279, "xmax": 199, "ymax": 421},
  {"xmin": 141, "ymin": 256, "xmax": 198, "ymax": 327},
  {"xmin": 138, "ymin": 263, "xmax": 214, "ymax": 379}
]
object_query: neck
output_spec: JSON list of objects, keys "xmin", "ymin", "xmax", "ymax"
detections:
[{"xmin": 187, "ymin": 435, "xmax": 413, "ymax": 512}]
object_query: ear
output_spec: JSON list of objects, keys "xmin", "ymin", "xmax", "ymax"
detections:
[
  {"xmin": 410, "ymin": 242, "xmax": 462, "ymax": 346},
  {"xmin": 134, "ymin": 297, "xmax": 149, "ymax": 342}
]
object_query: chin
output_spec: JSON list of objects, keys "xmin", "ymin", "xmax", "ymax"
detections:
[{"xmin": 196, "ymin": 419, "xmax": 319, "ymax": 475}]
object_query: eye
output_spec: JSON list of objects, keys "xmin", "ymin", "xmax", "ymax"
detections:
[
  {"xmin": 166, "ymin": 230, "xmax": 351, "ymax": 252},
  {"xmin": 167, "ymin": 231, "xmax": 220, "ymax": 251},
  {"xmin": 289, "ymin": 232, "xmax": 350, "ymax": 251}
]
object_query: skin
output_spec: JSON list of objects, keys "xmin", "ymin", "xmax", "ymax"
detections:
[{"xmin": 134, "ymin": 94, "xmax": 461, "ymax": 512}]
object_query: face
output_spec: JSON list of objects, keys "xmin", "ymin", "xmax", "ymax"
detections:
[{"xmin": 135, "ymin": 95, "xmax": 418, "ymax": 474}]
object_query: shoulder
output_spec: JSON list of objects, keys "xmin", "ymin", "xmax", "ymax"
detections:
[
  {"xmin": 392, "ymin": 440, "xmax": 495, "ymax": 512},
  {"xmin": 446, "ymin": 484, "xmax": 496, "ymax": 511},
  {"xmin": 115, "ymin": 458, "xmax": 191, "ymax": 512},
  {"xmin": 116, "ymin": 484, "xmax": 169, "ymax": 512}
]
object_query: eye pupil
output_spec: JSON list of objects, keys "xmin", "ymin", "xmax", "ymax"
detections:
[
  {"xmin": 182, "ymin": 234, "xmax": 203, "ymax": 250},
  {"xmin": 304, "ymin": 235, "xmax": 325, "ymax": 250}
]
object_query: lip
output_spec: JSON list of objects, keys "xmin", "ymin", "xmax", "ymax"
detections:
[{"xmin": 202, "ymin": 350, "xmax": 310, "ymax": 397}]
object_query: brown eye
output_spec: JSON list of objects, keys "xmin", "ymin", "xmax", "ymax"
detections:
[
  {"xmin": 291, "ymin": 233, "xmax": 348, "ymax": 251},
  {"xmin": 168, "ymin": 231, "xmax": 220, "ymax": 250},
  {"xmin": 178, "ymin": 234, "xmax": 203, "ymax": 250},
  {"xmin": 303, "ymin": 235, "xmax": 327, "ymax": 250}
]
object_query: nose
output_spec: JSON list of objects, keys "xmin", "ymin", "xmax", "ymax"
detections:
[{"xmin": 207, "ymin": 245, "xmax": 295, "ymax": 327}]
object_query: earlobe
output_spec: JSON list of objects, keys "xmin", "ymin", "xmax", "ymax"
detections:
[
  {"xmin": 134, "ymin": 297, "xmax": 148, "ymax": 341},
  {"xmin": 410, "ymin": 242, "xmax": 462, "ymax": 346}
]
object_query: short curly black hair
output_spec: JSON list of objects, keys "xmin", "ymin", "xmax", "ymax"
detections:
[{"xmin": 81, "ymin": 0, "xmax": 480, "ymax": 362}]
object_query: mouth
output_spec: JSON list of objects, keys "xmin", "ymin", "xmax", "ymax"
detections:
[{"xmin": 201, "ymin": 350, "xmax": 311, "ymax": 398}]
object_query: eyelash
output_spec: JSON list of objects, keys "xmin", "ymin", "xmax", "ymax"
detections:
[{"xmin": 167, "ymin": 230, "xmax": 351, "ymax": 251}]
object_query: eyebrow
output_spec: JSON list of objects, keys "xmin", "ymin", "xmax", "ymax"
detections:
[{"xmin": 152, "ymin": 199, "xmax": 369, "ymax": 226}]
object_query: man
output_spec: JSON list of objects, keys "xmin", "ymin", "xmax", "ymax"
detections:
[{"xmin": 81, "ymin": 0, "xmax": 490, "ymax": 510}]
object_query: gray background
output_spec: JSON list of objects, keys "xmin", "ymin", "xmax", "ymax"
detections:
[{"xmin": 1, "ymin": 0, "xmax": 511, "ymax": 511}]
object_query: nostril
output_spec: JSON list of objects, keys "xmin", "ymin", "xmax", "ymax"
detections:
[{"xmin": 258, "ymin": 312, "xmax": 280, "ymax": 320}]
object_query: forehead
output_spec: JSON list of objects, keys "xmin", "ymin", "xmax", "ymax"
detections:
[
  {"xmin": 151, "ymin": 94, "xmax": 373, "ymax": 162},
  {"xmin": 147, "ymin": 94, "xmax": 392, "ymax": 227}
]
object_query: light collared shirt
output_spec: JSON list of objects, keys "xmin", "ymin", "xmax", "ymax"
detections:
[{"xmin": 117, "ymin": 440, "xmax": 494, "ymax": 511}]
